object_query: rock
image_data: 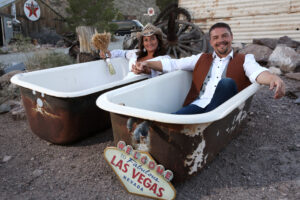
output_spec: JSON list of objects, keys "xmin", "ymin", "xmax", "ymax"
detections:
[
  {"xmin": 11, "ymin": 105, "xmax": 26, "ymax": 120},
  {"xmin": 2, "ymin": 155, "xmax": 12, "ymax": 162},
  {"xmin": 295, "ymin": 97, "xmax": 300, "ymax": 105},
  {"xmin": 253, "ymin": 38, "xmax": 278, "ymax": 50},
  {"xmin": 3, "ymin": 63, "xmax": 26, "ymax": 74},
  {"xmin": 232, "ymin": 43, "xmax": 244, "ymax": 53},
  {"xmin": 0, "ymin": 96, "xmax": 7, "ymax": 105},
  {"xmin": 268, "ymin": 66, "xmax": 282, "ymax": 75},
  {"xmin": 296, "ymin": 179, "xmax": 300, "ymax": 187},
  {"xmin": 0, "ymin": 84, "xmax": 21, "ymax": 102},
  {"xmin": 56, "ymin": 39, "xmax": 65, "ymax": 48},
  {"xmin": 7, "ymin": 83, "xmax": 18, "ymax": 93},
  {"xmin": 0, "ymin": 103, "xmax": 11, "ymax": 114},
  {"xmin": 285, "ymin": 72, "xmax": 300, "ymax": 81},
  {"xmin": 285, "ymin": 91, "xmax": 298, "ymax": 99},
  {"xmin": 0, "ymin": 70, "xmax": 23, "ymax": 87},
  {"xmin": 0, "ymin": 46, "xmax": 9, "ymax": 53},
  {"xmin": 239, "ymin": 44, "xmax": 273, "ymax": 64},
  {"xmin": 4, "ymin": 99, "xmax": 21, "ymax": 108},
  {"xmin": 268, "ymin": 45, "xmax": 300, "ymax": 72},
  {"xmin": 297, "ymin": 46, "xmax": 300, "ymax": 54},
  {"xmin": 0, "ymin": 71, "xmax": 22, "ymax": 102},
  {"xmin": 32, "ymin": 169, "xmax": 43, "ymax": 177},
  {"xmin": 278, "ymin": 36, "xmax": 300, "ymax": 49}
]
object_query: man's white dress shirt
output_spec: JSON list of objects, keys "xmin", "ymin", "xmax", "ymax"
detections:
[{"xmin": 160, "ymin": 51, "xmax": 268, "ymax": 108}]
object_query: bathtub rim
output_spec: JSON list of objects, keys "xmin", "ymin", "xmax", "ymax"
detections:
[
  {"xmin": 10, "ymin": 60, "xmax": 148, "ymax": 98},
  {"xmin": 97, "ymin": 70, "xmax": 261, "ymax": 124}
]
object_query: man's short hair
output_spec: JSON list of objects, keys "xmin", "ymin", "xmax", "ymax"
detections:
[{"xmin": 209, "ymin": 22, "xmax": 232, "ymax": 37}]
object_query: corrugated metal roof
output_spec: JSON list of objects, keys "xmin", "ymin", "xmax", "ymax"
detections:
[
  {"xmin": 179, "ymin": 0, "xmax": 300, "ymax": 43},
  {"xmin": 0, "ymin": 0, "xmax": 15, "ymax": 8}
]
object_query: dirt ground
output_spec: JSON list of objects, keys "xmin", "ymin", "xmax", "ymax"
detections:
[{"xmin": 0, "ymin": 76, "xmax": 299, "ymax": 200}]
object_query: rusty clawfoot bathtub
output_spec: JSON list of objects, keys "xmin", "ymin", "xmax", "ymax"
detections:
[
  {"xmin": 97, "ymin": 70, "xmax": 260, "ymax": 183},
  {"xmin": 10, "ymin": 58, "xmax": 148, "ymax": 144}
]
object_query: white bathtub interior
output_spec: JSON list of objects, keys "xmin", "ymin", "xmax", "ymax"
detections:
[
  {"xmin": 11, "ymin": 58, "xmax": 147, "ymax": 97},
  {"xmin": 107, "ymin": 70, "xmax": 192, "ymax": 113},
  {"xmin": 97, "ymin": 70, "xmax": 261, "ymax": 124}
]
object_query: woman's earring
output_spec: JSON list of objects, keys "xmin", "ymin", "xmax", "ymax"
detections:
[{"xmin": 143, "ymin": 48, "xmax": 146, "ymax": 52}]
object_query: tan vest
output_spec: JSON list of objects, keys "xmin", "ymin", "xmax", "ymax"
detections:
[{"xmin": 183, "ymin": 53, "xmax": 251, "ymax": 106}]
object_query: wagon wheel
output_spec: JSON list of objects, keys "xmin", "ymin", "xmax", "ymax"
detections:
[
  {"xmin": 154, "ymin": 4, "xmax": 192, "ymax": 35},
  {"xmin": 157, "ymin": 20, "xmax": 207, "ymax": 58}
]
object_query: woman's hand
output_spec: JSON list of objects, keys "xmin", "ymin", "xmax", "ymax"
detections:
[
  {"xmin": 132, "ymin": 62, "xmax": 151, "ymax": 74},
  {"xmin": 99, "ymin": 50, "xmax": 111, "ymax": 59}
]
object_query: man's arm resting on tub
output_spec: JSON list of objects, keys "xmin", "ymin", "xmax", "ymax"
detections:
[
  {"xmin": 256, "ymin": 71, "xmax": 285, "ymax": 99},
  {"xmin": 135, "ymin": 60, "xmax": 286, "ymax": 99}
]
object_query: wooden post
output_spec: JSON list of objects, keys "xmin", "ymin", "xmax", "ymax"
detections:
[{"xmin": 75, "ymin": 26, "xmax": 99, "ymax": 63}]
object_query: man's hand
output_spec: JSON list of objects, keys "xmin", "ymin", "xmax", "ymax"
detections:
[
  {"xmin": 132, "ymin": 62, "xmax": 150, "ymax": 74},
  {"xmin": 256, "ymin": 71, "xmax": 285, "ymax": 99},
  {"xmin": 269, "ymin": 75, "xmax": 285, "ymax": 99}
]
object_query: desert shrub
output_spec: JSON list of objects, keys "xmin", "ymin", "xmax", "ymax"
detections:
[
  {"xmin": 0, "ymin": 48, "xmax": 8, "ymax": 54},
  {"xmin": 8, "ymin": 34, "xmax": 35, "ymax": 52},
  {"xmin": 26, "ymin": 51, "xmax": 75, "ymax": 71}
]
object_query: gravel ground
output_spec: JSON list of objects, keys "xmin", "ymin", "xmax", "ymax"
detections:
[{"xmin": 0, "ymin": 76, "xmax": 299, "ymax": 200}]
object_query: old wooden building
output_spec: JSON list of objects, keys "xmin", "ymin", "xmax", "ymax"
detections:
[
  {"xmin": 0, "ymin": 0, "xmax": 15, "ymax": 46},
  {"xmin": 0, "ymin": 12, "xmax": 14, "ymax": 46},
  {"xmin": 179, "ymin": 0, "xmax": 300, "ymax": 43},
  {"xmin": 0, "ymin": 0, "xmax": 66, "ymax": 45}
]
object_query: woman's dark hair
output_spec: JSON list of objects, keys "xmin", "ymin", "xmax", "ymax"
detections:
[{"xmin": 136, "ymin": 34, "xmax": 167, "ymax": 60}]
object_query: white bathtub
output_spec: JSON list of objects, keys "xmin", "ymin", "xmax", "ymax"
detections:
[
  {"xmin": 11, "ymin": 58, "xmax": 148, "ymax": 144},
  {"xmin": 97, "ymin": 70, "xmax": 260, "ymax": 182}
]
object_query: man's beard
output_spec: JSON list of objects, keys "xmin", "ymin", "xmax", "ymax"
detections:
[{"xmin": 216, "ymin": 41, "xmax": 231, "ymax": 55}]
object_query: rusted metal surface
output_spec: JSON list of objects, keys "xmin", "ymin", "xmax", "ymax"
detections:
[
  {"xmin": 179, "ymin": 0, "xmax": 300, "ymax": 43},
  {"xmin": 20, "ymin": 87, "xmax": 110, "ymax": 144},
  {"xmin": 110, "ymin": 97, "xmax": 253, "ymax": 183}
]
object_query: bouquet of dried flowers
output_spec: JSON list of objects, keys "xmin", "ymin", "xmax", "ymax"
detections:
[{"xmin": 92, "ymin": 32, "xmax": 115, "ymax": 75}]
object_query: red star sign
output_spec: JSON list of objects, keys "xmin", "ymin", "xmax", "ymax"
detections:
[{"xmin": 26, "ymin": 2, "xmax": 39, "ymax": 17}]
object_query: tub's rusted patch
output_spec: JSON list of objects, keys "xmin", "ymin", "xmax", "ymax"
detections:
[
  {"xmin": 32, "ymin": 99, "xmax": 61, "ymax": 119},
  {"xmin": 181, "ymin": 122, "xmax": 211, "ymax": 137}
]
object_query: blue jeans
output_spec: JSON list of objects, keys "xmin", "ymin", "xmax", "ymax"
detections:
[{"xmin": 174, "ymin": 78, "xmax": 238, "ymax": 115}]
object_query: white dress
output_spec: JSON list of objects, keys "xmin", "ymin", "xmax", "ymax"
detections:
[{"xmin": 109, "ymin": 49, "xmax": 171, "ymax": 79}]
